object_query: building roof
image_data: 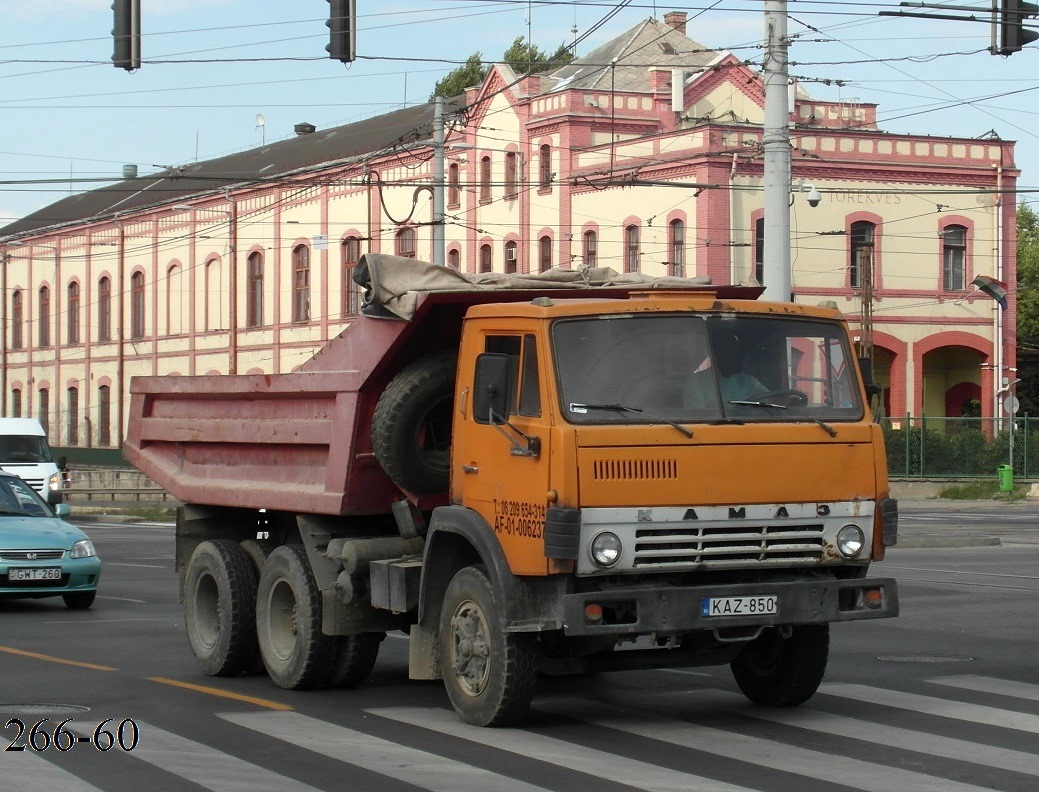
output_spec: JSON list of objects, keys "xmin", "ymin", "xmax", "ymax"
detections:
[
  {"xmin": 545, "ymin": 17, "xmax": 718, "ymax": 93},
  {"xmin": 1, "ymin": 99, "xmax": 462, "ymax": 240}
]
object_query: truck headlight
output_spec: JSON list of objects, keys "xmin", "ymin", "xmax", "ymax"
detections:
[
  {"xmin": 837, "ymin": 525, "xmax": 865, "ymax": 558},
  {"xmin": 590, "ymin": 531, "xmax": 622, "ymax": 568},
  {"xmin": 48, "ymin": 471, "xmax": 63, "ymax": 492}
]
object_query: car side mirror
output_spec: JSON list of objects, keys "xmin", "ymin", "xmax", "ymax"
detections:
[
  {"xmin": 473, "ymin": 353, "xmax": 514, "ymax": 425},
  {"xmin": 54, "ymin": 503, "xmax": 72, "ymax": 518}
]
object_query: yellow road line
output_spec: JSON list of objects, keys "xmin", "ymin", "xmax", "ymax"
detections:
[
  {"xmin": 0, "ymin": 645, "xmax": 117, "ymax": 672},
  {"xmin": 146, "ymin": 677, "xmax": 293, "ymax": 711}
]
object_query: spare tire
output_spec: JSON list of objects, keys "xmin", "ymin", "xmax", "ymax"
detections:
[{"xmin": 372, "ymin": 350, "xmax": 457, "ymax": 493}]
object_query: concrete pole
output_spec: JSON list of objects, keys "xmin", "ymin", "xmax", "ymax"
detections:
[
  {"xmin": 762, "ymin": 0, "xmax": 791, "ymax": 302},
  {"xmin": 432, "ymin": 96, "xmax": 446, "ymax": 266}
]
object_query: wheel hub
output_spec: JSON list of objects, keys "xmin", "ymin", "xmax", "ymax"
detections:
[{"xmin": 450, "ymin": 599, "xmax": 490, "ymax": 697}]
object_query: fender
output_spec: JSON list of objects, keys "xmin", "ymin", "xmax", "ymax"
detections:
[{"xmin": 418, "ymin": 504, "xmax": 566, "ymax": 633}]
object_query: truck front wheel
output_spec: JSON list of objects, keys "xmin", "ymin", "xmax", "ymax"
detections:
[
  {"xmin": 255, "ymin": 544, "xmax": 335, "ymax": 690},
  {"xmin": 730, "ymin": 624, "xmax": 829, "ymax": 707},
  {"xmin": 439, "ymin": 565, "xmax": 537, "ymax": 726},
  {"xmin": 184, "ymin": 539, "xmax": 259, "ymax": 676}
]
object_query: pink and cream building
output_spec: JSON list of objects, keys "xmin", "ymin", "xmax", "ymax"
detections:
[{"xmin": 0, "ymin": 12, "xmax": 1018, "ymax": 454}]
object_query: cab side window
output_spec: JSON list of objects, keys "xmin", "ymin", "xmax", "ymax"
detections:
[{"xmin": 483, "ymin": 334, "xmax": 541, "ymax": 418}]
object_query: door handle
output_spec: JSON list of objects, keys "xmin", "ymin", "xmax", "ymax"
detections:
[{"xmin": 461, "ymin": 464, "xmax": 479, "ymax": 474}]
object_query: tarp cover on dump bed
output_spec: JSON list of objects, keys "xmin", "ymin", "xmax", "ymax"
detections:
[{"xmin": 353, "ymin": 253, "xmax": 713, "ymax": 321}]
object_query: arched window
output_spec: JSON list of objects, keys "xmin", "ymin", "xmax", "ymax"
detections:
[
  {"xmin": 539, "ymin": 144, "xmax": 552, "ymax": 189},
  {"xmin": 67, "ymin": 281, "xmax": 80, "ymax": 345},
  {"xmin": 247, "ymin": 252, "xmax": 263, "ymax": 328},
  {"xmin": 130, "ymin": 271, "xmax": 146, "ymax": 338},
  {"xmin": 11, "ymin": 291, "xmax": 23, "ymax": 349},
  {"xmin": 669, "ymin": 219, "xmax": 686, "ymax": 277},
  {"xmin": 448, "ymin": 162, "xmax": 461, "ymax": 208},
  {"xmin": 504, "ymin": 240, "xmax": 518, "ymax": 274},
  {"xmin": 583, "ymin": 230, "xmax": 597, "ymax": 268},
  {"xmin": 98, "ymin": 276, "xmax": 111, "ymax": 342},
  {"xmin": 98, "ymin": 384, "xmax": 111, "ymax": 446},
  {"xmin": 66, "ymin": 386, "xmax": 79, "ymax": 445},
  {"xmin": 539, "ymin": 236, "xmax": 552, "ymax": 272},
  {"xmin": 292, "ymin": 245, "xmax": 310, "ymax": 322},
  {"xmin": 479, "ymin": 155, "xmax": 492, "ymax": 202},
  {"xmin": 38, "ymin": 286, "xmax": 50, "ymax": 347},
  {"xmin": 447, "ymin": 248, "xmax": 461, "ymax": 269},
  {"xmin": 942, "ymin": 224, "xmax": 967, "ymax": 291},
  {"xmin": 342, "ymin": 236, "xmax": 362, "ymax": 317},
  {"xmin": 479, "ymin": 244, "xmax": 492, "ymax": 273},
  {"xmin": 504, "ymin": 152, "xmax": 518, "ymax": 198},
  {"xmin": 625, "ymin": 225, "xmax": 640, "ymax": 273},
  {"xmin": 11, "ymin": 388, "xmax": 21, "ymax": 418},
  {"xmin": 167, "ymin": 264, "xmax": 184, "ymax": 335},
  {"xmin": 395, "ymin": 226, "xmax": 416, "ymax": 258},
  {"xmin": 38, "ymin": 388, "xmax": 49, "ymax": 433},
  {"xmin": 204, "ymin": 258, "xmax": 223, "ymax": 332},
  {"xmin": 850, "ymin": 221, "xmax": 875, "ymax": 290}
]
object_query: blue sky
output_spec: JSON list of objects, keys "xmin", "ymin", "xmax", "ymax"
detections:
[{"xmin": 1, "ymin": 1, "xmax": 1037, "ymax": 226}]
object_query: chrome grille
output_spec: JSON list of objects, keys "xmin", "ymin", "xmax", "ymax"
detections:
[
  {"xmin": 1, "ymin": 549, "xmax": 64, "ymax": 561},
  {"xmin": 632, "ymin": 523, "xmax": 825, "ymax": 568}
]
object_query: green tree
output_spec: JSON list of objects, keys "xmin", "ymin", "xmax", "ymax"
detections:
[
  {"xmin": 429, "ymin": 52, "xmax": 487, "ymax": 101},
  {"xmin": 1015, "ymin": 203, "xmax": 1039, "ymax": 413},
  {"xmin": 429, "ymin": 38, "xmax": 574, "ymax": 101}
]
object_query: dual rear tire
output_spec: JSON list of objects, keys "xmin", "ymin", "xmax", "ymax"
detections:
[{"xmin": 183, "ymin": 540, "xmax": 382, "ymax": 689}]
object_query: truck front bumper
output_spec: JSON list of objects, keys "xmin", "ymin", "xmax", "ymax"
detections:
[{"xmin": 559, "ymin": 577, "xmax": 898, "ymax": 637}]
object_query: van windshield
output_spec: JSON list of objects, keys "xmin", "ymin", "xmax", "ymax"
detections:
[
  {"xmin": 552, "ymin": 313, "xmax": 864, "ymax": 425},
  {"xmin": 0, "ymin": 435, "xmax": 53, "ymax": 464}
]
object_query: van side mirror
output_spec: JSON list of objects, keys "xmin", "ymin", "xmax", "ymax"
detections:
[
  {"xmin": 57, "ymin": 455, "xmax": 68, "ymax": 470},
  {"xmin": 474, "ymin": 353, "xmax": 514, "ymax": 425}
]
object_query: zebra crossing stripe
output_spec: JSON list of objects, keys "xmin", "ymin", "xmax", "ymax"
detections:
[
  {"xmin": 929, "ymin": 675, "xmax": 1039, "ymax": 702},
  {"xmin": 685, "ymin": 689, "xmax": 1039, "ymax": 779},
  {"xmin": 0, "ymin": 749, "xmax": 106, "ymax": 791},
  {"xmin": 534, "ymin": 697, "xmax": 1000, "ymax": 792},
  {"xmin": 818, "ymin": 683, "xmax": 1039, "ymax": 733},
  {"xmin": 220, "ymin": 710, "xmax": 553, "ymax": 792},
  {"xmin": 64, "ymin": 721, "xmax": 323, "ymax": 792},
  {"xmin": 368, "ymin": 706, "xmax": 756, "ymax": 792}
]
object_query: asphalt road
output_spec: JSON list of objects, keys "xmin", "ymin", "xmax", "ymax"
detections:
[{"xmin": 1, "ymin": 509, "xmax": 1037, "ymax": 792}]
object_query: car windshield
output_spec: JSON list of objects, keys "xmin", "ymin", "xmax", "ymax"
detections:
[
  {"xmin": 0, "ymin": 435, "xmax": 52, "ymax": 464},
  {"xmin": 0, "ymin": 476, "xmax": 53, "ymax": 517},
  {"xmin": 552, "ymin": 313, "xmax": 864, "ymax": 425}
]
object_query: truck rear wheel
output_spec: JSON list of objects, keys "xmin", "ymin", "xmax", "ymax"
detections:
[
  {"xmin": 730, "ymin": 624, "xmax": 829, "ymax": 707},
  {"xmin": 439, "ymin": 565, "xmax": 537, "ymax": 726},
  {"xmin": 372, "ymin": 350, "xmax": 456, "ymax": 494},
  {"xmin": 184, "ymin": 539, "xmax": 259, "ymax": 676},
  {"xmin": 324, "ymin": 632, "xmax": 384, "ymax": 688},
  {"xmin": 256, "ymin": 544, "xmax": 335, "ymax": 690}
]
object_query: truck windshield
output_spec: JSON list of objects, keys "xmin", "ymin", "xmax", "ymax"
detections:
[
  {"xmin": 552, "ymin": 314, "xmax": 864, "ymax": 425},
  {"xmin": 0, "ymin": 435, "xmax": 53, "ymax": 464}
]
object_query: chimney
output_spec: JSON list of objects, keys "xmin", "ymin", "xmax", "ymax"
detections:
[
  {"xmin": 664, "ymin": 11, "xmax": 687, "ymax": 35},
  {"xmin": 294, "ymin": 122, "xmax": 316, "ymax": 136}
]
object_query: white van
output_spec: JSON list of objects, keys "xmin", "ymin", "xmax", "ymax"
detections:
[{"xmin": 0, "ymin": 418, "xmax": 66, "ymax": 503}]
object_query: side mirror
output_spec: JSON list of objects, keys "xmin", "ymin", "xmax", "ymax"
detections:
[
  {"xmin": 57, "ymin": 455, "xmax": 68, "ymax": 470},
  {"xmin": 858, "ymin": 356, "xmax": 883, "ymax": 401},
  {"xmin": 54, "ymin": 503, "xmax": 72, "ymax": 519},
  {"xmin": 473, "ymin": 353, "xmax": 514, "ymax": 425}
]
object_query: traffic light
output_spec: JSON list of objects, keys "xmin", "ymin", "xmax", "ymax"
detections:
[
  {"xmin": 997, "ymin": 0, "xmax": 1039, "ymax": 55},
  {"xmin": 326, "ymin": 0, "xmax": 356, "ymax": 63},
  {"xmin": 112, "ymin": 0, "xmax": 140, "ymax": 70}
]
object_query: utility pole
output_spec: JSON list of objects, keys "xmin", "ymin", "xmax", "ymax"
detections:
[
  {"xmin": 432, "ymin": 96, "xmax": 446, "ymax": 267},
  {"xmin": 762, "ymin": 0, "xmax": 792, "ymax": 302}
]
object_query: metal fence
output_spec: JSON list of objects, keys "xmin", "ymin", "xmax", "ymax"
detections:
[{"xmin": 882, "ymin": 415, "xmax": 1033, "ymax": 479}]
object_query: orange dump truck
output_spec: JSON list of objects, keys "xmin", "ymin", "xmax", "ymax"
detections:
[{"xmin": 124, "ymin": 255, "xmax": 898, "ymax": 726}]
